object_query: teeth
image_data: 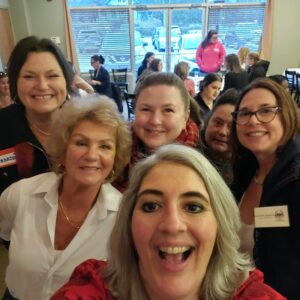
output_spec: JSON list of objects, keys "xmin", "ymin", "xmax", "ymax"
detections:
[
  {"xmin": 247, "ymin": 132, "xmax": 265, "ymax": 137},
  {"xmin": 160, "ymin": 246, "xmax": 190, "ymax": 254},
  {"xmin": 34, "ymin": 95, "xmax": 52, "ymax": 100}
]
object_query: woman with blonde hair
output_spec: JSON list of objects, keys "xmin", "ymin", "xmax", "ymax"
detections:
[
  {"xmin": 246, "ymin": 52, "xmax": 270, "ymax": 83},
  {"xmin": 237, "ymin": 47, "xmax": 250, "ymax": 69},
  {"xmin": 0, "ymin": 95, "xmax": 132, "ymax": 299},
  {"xmin": 174, "ymin": 61, "xmax": 195, "ymax": 97},
  {"xmin": 52, "ymin": 144, "xmax": 285, "ymax": 300}
]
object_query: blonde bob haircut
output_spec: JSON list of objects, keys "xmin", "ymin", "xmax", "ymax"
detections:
[
  {"xmin": 104, "ymin": 144, "xmax": 252, "ymax": 299},
  {"xmin": 47, "ymin": 94, "xmax": 132, "ymax": 182}
]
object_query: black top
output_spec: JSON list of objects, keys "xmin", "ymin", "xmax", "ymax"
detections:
[
  {"xmin": 92, "ymin": 66, "xmax": 112, "ymax": 97},
  {"xmin": 231, "ymin": 136, "xmax": 300, "ymax": 300},
  {"xmin": 0, "ymin": 104, "xmax": 50, "ymax": 193},
  {"xmin": 194, "ymin": 93, "xmax": 214, "ymax": 122},
  {"xmin": 223, "ymin": 70, "xmax": 248, "ymax": 92},
  {"xmin": 248, "ymin": 60, "xmax": 270, "ymax": 83},
  {"xmin": 137, "ymin": 65, "xmax": 147, "ymax": 79}
]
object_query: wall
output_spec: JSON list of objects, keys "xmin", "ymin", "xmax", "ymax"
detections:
[
  {"xmin": 7, "ymin": 0, "xmax": 300, "ymax": 75},
  {"xmin": 268, "ymin": 0, "xmax": 300, "ymax": 74},
  {"xmin": 8, "ymin": 0, "xmax": 67, "ymax": 55}
]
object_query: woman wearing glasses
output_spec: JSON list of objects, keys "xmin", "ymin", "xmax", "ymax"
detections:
[{"xmin": 231, "ymin": 78, "xmax": 300, "ymax": 300}]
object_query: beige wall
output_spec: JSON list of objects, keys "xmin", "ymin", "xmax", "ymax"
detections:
[{"xmin": 7, "ymin": 0, "xmax": 300, "ymax": 74}]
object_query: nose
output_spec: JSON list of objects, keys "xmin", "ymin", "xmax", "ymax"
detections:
[
  {"xmin": 218, "ymin": 124, "xmax": 229, "ymax": 137},
  {"xmin": 85, "ymin": 145, "xmax": 98, "ymax": 161},
  {"xmin": 149, "ymin": 111, "xmax": 162, "ymax": 125},
  {"xmin": 158, "ymin": 204, "xmax": 187, "ymax": 234},
  {"xmin": 36, "ymin": 76, "xmax": 49, "ymax": 89}
]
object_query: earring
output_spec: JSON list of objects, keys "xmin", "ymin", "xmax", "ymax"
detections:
[{"xmin": 106, "ymin": 169, "xmax": 115, "ymax": 181}]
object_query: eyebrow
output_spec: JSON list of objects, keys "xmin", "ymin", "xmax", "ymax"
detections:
[
  {"xmin": 71, "ymin": 133, "xmax": 115, "ymax": 143},
  {"xmin": 137, "ymin": 189, "xmax": 209, "ymax": 203}
]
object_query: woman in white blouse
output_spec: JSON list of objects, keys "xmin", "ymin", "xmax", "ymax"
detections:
[{"xmin": 0, "ymin": 95, "xmax": 132, "ymax": 300}]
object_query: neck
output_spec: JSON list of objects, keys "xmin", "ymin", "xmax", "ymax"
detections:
[
  {"xmin": 201, "ymin": 93, "xmax": 213, "ymax": 108},
  {"xmin": 26, "ymin": 110, "xmax": 55, "ymax": 133},
  {"xmin": 255, "ymin": 153, "xmax": 277, "ymax": 179}
]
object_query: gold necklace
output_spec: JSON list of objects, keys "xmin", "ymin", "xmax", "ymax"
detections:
[
  {"xmin": 29, "ymin": 122, "xmax": 51, "ymax": 136},
  {"xmin": 58, "ymin": 199, "xmax": 86, "ymax": 229}
]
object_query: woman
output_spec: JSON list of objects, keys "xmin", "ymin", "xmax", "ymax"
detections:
[
  {"xmin": 115, "ymin": 72, "xmax": 199, "ymax": 191},
  {"xmin": 0, "ymin": 71, "xmax": 13, "ymax": 108},
  {"xmin": 237, "ymin": 47, "xmax": 250, "ymax": 69},
  {"xmin": 194, "ymin": 73, "xmax": 222, "ymax": 120},
  {"xmin": 51, "ymin": 144, "xmax": 285, "ymax": 300},
  {"xmin": 268, "ymin": 74, "xmax": 289, "ymax": 92},
  {"xmin": 223, "ymin": 53, "xmax": 248, "ymax": 92},
  {"xmin": 196, "ymin": 30, "xmax": 226, "ymax": 74},
  {"xmin": 231, "ymin": 78, "xmax": 300, "ymax": 299},
  {"xmin": 134, "ymin": 58, "xmax": 163, "ymax": 93},
  {"xmin": 200, "ymin": 88, "xmax": 239, "ymax": 185},
  {"xmin": 0, "ymin": 95, "xmax": 132, "ymax": 300},
  {"xmin": 246, "ymin": 52, "xmax": 270, "ymax": 83},
  {"xmin": 174, "ymin": 61, "xmax": 195, "ymax": 97},
  {"xmin": 0, "ymin": 36, "xmax": 74, "ymax": 194},
  {"xmin": 89, "ymin": 54, "xmax": 112, "ymax": 97},
  {"xmin": 137, "ymin": 51, "xmax": 155, "ymax": 79}
]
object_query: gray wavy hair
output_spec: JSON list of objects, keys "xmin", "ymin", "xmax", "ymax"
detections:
[{"xmin": 103, "ymin": 144, "xmax": 252, "ymax": 299}]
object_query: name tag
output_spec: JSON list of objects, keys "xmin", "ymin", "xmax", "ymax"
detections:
[
  {"xmin": 0, "ymin": 147, "xmax": 16, "ymax": 168},
  {"xmin": 255, "ymin": 205, "xmax": 290, "ymax": 228}
]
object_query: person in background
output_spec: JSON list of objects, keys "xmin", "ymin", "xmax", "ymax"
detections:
[
  {"xmin": 194, "ymin": 73, "xmax": 222, "ymax": 120},
  {"xmin": 51, "ymin": 144, "xmax": 285, "ymax": 300},
  {"xmin": 268, "ymin": 74, "xmax": 289, "ymax": 92},
  {"xmin": 114, "ymin": 72, "xmax": 199, "ymax": 191},
  {"xmin": 237, "ymin": 47, "xmax": 250, "ymax": 69},
  {"xmin": 0, "ymin": 95, "xmax": 132, "ymax": 300},
  {"xmin": 89, "ymin": 54, "xmax": 112, "ymax": 97},
  {"xmin": 246, "ymin": 52, "xmax": 270, "ymax": 83},
  {"xmin": 68, "ymin": 61, "xmax": 94, "ymax": 95},
  {"xmin": 223, "ymin": 53, "xmax": 248, "ymax": 92},
  {"xmin": 231, "ymin": 78, "xmax": 300, "ymax": 299},
  {"xmin": 200, "ymin": 88, "xmax": 239, "ymax": 185},
  {"xmin": 134, "ymin": 58, "xmax": 163, "ymax": 93},
  {"xmin": 196, "ymin": 29, "xmax": 226, "ymax": 74},
  {"xmin": 137, "ymin": 51, "xmax": 155, "ymax": 80},
  {"xmin": 174, "ymin": 61, "xmax": 195, "ymax": 97},
  {"xmin": 0, "ymin": 36, "xmax": 74, "ymax": 195},
  {"xmin": 0, "ymin": 71, "xmax": 13, "ymax": 108}
]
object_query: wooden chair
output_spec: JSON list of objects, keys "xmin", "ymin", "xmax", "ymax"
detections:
[
  {"xmin": 123, "ymin": 90, "xmax": 135, "ymax": 121},
  {"xmin": 112, "ymin": 68, "xmax": 128, "ymax": 95},
  {"xmin": 285, "ymin": 70, "xmax": 296, "ymax": 95}
]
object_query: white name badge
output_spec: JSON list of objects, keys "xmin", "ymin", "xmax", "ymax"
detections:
[{"xmin": 254, "ymin": 205, "xmax": 290, "ymax": 228}]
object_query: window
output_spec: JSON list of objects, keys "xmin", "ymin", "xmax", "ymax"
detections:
[{"xmin": 67, "ymin": 0, "xmax": 266, "ymax": 74}]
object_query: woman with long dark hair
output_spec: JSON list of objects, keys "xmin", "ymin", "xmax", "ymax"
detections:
[{"xmin": 137, "ymin": 51, "xmax": 155, "ymax": 79}]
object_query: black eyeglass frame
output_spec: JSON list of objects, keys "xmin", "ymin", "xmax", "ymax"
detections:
[{"xmin": 231, "ymin": 106, "xmax": 282, "ymax": 125}]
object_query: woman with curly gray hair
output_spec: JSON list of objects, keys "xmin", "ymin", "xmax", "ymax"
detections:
[
  {"xmin": 52, "ymin": 144, "xmax": 285, "ymax": 300},
  {"xmin": 0, "ymin": 95, "xmax": 132, "ymax": 300}
]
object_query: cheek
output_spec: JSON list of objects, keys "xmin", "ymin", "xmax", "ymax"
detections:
[{"xmin": 131, "ymin": 212, "xmax": 151, "ymax": 253}]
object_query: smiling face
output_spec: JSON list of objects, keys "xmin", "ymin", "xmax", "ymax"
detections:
[
  {"xmin": 202, "ymin": 81, "xmax": 222, "ymax": 102},
  {"xmin": 17, "ymin": 52, "xmax": 67, "ymax": 116},
  {"xmin": 63, "ymin": 120, "xmax": 116, "ymax": 189},
  {"xmin": 131, "ymin": 162, "xmax": 218, "ymax": 300},
  {"xmin": 205, "ymin": 104, "xmax": 235, "ymax": 158},
  {"xmin": 133, "ymin": 84, "xmax": 188, "ymax": 151},
  {"xmin": 236, "ymin": 88, "xmax": 284, "ymax": 159}
]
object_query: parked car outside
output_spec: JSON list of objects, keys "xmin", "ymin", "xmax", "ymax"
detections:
[{"xmin": 152, "ymin": 26, "xmax": 180, "ymax": 52}]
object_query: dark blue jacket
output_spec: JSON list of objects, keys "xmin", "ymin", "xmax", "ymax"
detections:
[{"xmin": 232, "ymin": 136, "xmax": 300, "ymax": 300}]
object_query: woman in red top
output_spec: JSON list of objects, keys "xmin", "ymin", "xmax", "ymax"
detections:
[{"xmin": 52, "ymin": 144, "xmax": 285, "ymax": 300}]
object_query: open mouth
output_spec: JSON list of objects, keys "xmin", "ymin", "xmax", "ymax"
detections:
[
  {"xmin": 33, "ymin": 95, "xmax": 54, "ymax": 101},
  {"xmin": 159, "ymin": 246, "xmax": 193, "ymax": 262}
]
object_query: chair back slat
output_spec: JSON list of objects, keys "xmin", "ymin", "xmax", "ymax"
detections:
[
  {"xmin": 284, "ymin": 70, "xmax": 296, "ymax": 94},
  {"xmin": 123, "ymin": 90, "xmax": 135, "ymax": 121}
]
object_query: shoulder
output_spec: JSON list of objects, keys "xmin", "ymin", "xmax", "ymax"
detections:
[
  {"xmin": 100, "ymin": 183, "xmax": 122, "ymax": 211},
  {"xmin": 233, "ymin": 269, "xmax": 286, "ymax": 300}
]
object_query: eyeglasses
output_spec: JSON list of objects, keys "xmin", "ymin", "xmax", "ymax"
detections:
[
  {"xmin": 0, "ymin": 72, "xmax": 7, "ymax": 79},
  {"xmin": 231, "ymin": 106, "xmax": 281, "ymax": 125}
]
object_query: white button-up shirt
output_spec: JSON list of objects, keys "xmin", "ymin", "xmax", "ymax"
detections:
[{"xmin": 0, "ymin": 172, "xmax": 121, "ymax": 300}]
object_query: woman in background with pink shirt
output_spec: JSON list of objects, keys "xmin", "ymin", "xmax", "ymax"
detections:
[{"xmin": 196, "ymin": 30, "xmax": 226, "ymax": 74}]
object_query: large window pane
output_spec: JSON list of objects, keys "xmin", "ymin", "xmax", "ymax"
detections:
[
  {"xmin": 207, "ymin": 0, "xmax": 265, "ymax": 3},
  {"xmin": 208, "ymin": 5, "xmax": 265, "ymax": 54},
  {"xmin": 132, "ymin": 0, "xmax": 202, "ymax": 4},
  {"xmin": 70, "ymin": 9, "xmax": 130, "ymax": 72},
  {"xmin": 68, "ymin": 0, "xmax": 128, "ymax": 7}
]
